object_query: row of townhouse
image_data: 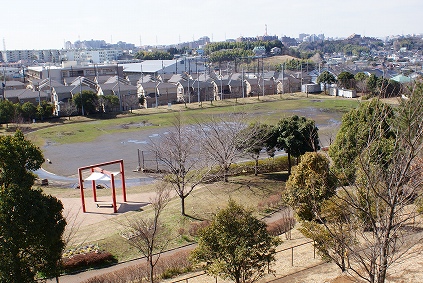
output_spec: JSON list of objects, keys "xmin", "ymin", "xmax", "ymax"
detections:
[
  {"xmin": 1, "ymin": 67, "xmax": 311, "ymax": 114},
  {"xmin": 137, "ymin": 69, "xmax": 310, "ymax": 107}
]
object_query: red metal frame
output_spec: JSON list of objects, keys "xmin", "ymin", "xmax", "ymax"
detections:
[{"xmin": 78, "ymin": 159, "xmax": 127, "ymax": 213}]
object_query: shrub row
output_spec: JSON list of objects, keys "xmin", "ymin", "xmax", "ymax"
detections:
[
  {"xmin": 230, "ymin": 155, "xmax": 291, "ymax": 176},
  {"xmin": 62, "ymin": 251, "xmax": 116, "ymax": 272},
  {"xmin": 258, "ymin": 194, "xmax": 283, "ymax": 213},
  {"xmin": 266, "ymin": 207, "xmax": 296, "ymax": 239},
  {"xmin": 80, "ymin": 249, "xmax": 194, "ymax": 283}
]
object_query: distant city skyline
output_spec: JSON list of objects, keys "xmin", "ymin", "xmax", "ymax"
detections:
[{"xmin": 1, "ymin": 0, "xmax": 422, "ymax": 50}]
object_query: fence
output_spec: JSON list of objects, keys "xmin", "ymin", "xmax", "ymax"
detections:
[
  {"xmin": 276, "ymin": 240, "xmax": 315, "ymax": 266},
  {"xmin": 169, "ymin": 240, "xmax": 315, "ymax": 283},
  {"xmin": 137, "ymin": 150, "xmax": 167, "ymax": 172}
]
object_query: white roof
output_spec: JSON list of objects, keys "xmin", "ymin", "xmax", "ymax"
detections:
[{"xmin": 85, "ymin": 171, "xmax": 120, "ymax": 181}]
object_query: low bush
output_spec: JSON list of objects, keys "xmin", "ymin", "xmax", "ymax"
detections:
[
  {"xmin": 230, "ymin": 156, "xmax": 291, "ymax": 176},
  {"xmin": 188, "ymin": 220, "xmax": 210, "ymax": 237},
  {"xmin": 80, "ymin": 249, "xmax": 194, "ymax": 283},
  {"xmin": 258, "ymin": 194, "xmax": 282, "ymax": 213},
  {"xmin": 266, "ymin": 207, "xmax": 296, "ymax": 239},
  {"xmin": 267, "ymin": 218, "xmax": 295, "ymax": 236},
  {"xmin": 62, "ymin": 251, "xmax": 116, "ymax": 272}
]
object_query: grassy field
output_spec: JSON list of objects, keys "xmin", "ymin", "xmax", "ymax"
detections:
[
  {"xmin": 49, "ymin": 173, "xmax": 287, "ymax": 262},
  {"xmin": 20, "ymin": 93, "xmax": 361, "ymax": 147}
]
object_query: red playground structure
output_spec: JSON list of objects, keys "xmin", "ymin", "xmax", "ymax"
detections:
[{"xmin": 78, "ymin": 159, "xmax": 127, "ymax": 213}]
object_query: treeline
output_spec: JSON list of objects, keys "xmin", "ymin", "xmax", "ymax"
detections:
[
  {"xmin": 392, "ymin": 36, "xmax": 423, "ymax": 51},
  {"xmin": 208, "ymin": 48, "xmax": 255, "ymax": 63},
  {"xmin": 298, "ymin": 37, "xmax": 383, "ymax": 56},
  {"xmin": 134, "ymin": 50, "xmax": 173, "ymax": 60},
  {"xmin": 284, "ymin": 58, "xmax": 315, "ymax": 71},
  {"xmin": 0, "ymin": 99, "xmax": 53, "ymax": 124},
  {"xmin": 204, "ymin": 40, "xmax": 283, "ymax": 55}
]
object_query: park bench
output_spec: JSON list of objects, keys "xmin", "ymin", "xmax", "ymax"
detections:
[{"xmin": 95, "ymin": 202, "xmax": 114, "ymax": 208}]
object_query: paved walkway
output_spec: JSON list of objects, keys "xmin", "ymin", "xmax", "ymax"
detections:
[{"xmin": 47, "ymin": 244, "xmax": 196, "ymax": 283}]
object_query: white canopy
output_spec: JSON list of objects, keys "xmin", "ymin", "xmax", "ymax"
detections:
[{"xmin": 85, "ymin": 171, "xmax": 120, "ymax": 182}]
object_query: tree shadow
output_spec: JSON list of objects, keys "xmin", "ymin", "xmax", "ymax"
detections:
[
  {"xmin": 262, "ymin": 172, "xmax": 290, "ymax": 182},
  {"xmin": 184, "ymin": 214, "xmax": 204, "ymax": 221}
]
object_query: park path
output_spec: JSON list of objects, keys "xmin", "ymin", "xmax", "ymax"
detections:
[{"xmin": 47, "ymin": 244, "xmax": 196, "ymax": 283}]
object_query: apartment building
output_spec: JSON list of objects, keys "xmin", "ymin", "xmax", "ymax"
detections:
[
  {"xmin": 26, "ymin": 61, "xmax": 123, "ymax": 84},
  {"xmin": 1, "ymin": 50, "xmax": 60, "ymax": 63},
  {"xmin": 60, "ymin": 49, "xmax": 123, "ymax": 64}
]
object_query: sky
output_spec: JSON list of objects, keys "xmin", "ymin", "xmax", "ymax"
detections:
[{"xmin": 1, "ymin": 0, "xmax": 423, "ymax": 50}]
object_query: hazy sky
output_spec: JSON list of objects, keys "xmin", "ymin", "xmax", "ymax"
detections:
[{"xmin": 2, "ymin": 0, "xmax": 422, "ymax": 50}]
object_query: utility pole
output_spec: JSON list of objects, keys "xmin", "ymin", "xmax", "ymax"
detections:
[
  {"xmin": 197, "ymin": 71, "xmax": 200, "ymax": 106},
  {"xmin": 262, "ymin": 56, "xmax": 265, "ymax": 96},
  {"xmin": 220, "ymin": 70, "xmax": 223, "ymax": 100},
  {"xmin": 2, "ymin": 66, "xmax": 5, "ymax": 100},
  {"xmin": 155, "ymin": 78, "xmax": 159, "ymax": 108},
  {"xmin": 79, "ymin": 76, "xmax": 84, "ymax": 116},
  {"xmin": 116, "ymin": 63, "xmax": 122, "ymax": 111},
  {"xmin": 281, "ymin": 63, "xmax": 285, "ymax": 97},
  {"xmin": 242, "ymin": 67, "xmax": 245, "ymax": 99},
  {"xmin": 187, "ymin": 75, "xmax": 191, "ymax": 104}
]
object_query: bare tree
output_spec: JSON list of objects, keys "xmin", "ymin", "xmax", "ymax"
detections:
[
  {"xmin": 123, "ymin": 182, "xmax": 171, "ymax": 283},
  {"xmin": 355, "ymin": 79, "xmax": 369, "ymax": 95},
  {"xmin": 238, "ymin": 122, "xmax": 272, "ymax": 176},
  {"xmin": 196, "ymin": 113, "xmax": 255, "ymax": 182},
  {"xmin": 59, "ymin": 100, "xmax": 77, "ymax": 120},
  {"xmin": 149, "ymin": 113, "xmax": 213, "ymax": 216},
  {"xmin": 124, "ymin": 94, "xmax": 139, "ymax": 113}
]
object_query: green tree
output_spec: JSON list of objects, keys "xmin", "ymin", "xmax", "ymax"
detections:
[
  {"xmin": 354, "ymin": 72, "xmax": 369, "ymax": 94},
  {"xmin": 317, "ymin": 71, "xmax": 336, "ymax": 94},
  {"xmin": 367, "ymin": 74, "xmax": 378, "ymax": 94},
  {"xmin": 329, "ymin": 99, "xmax": 395, "ymax": 183},
  {"xmin": 337, "ymin": 71, "xmax": 355, "ymax": 89},
  {"xmin": 284, "ymin": 152, "xmax": 336, "ymax": 221},
  {"xmin": 0, "ymin": 131, "xmax": 66, "ymax": 282},
  {"xmin": 101, "ymin": 94, "xmax": 120, "ymax": 112},
  {"xmin": 191, "ymin": 200, "xmax": 280, "ymax": 283},
  {"xmin": 20, "ymin": 102, "xmax": 37, "ymax": 121},
  {"xmin": 134, "ymin": 50, "xmax": 173, "ymax": 60},
  {"xmin": 36, "ymin": 105, "xmax": 45, "ymax": 120},
  {"xmin": 268, "ymin": 115, "xmax": 319, "ymax": 175},
  {"xmin": 354, "ymin": 72, "xmax": 367, "ymax": 82},
  {"xmin": 72, "ymin": 90, "xmax": 98, "ymax": 115},
  {"xmin": 40, "ymin": 101, "xmax": 54, "ymax": 119},
  {"xmin": 0, "ymin": 131, "xmax": 44, "ymax": 188},
  {"xmin": 0, "ymin": 99, "xmax": 16, "ymax": 126}
]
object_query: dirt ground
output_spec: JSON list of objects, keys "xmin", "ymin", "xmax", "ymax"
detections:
[{"xmin": 39, "ymin": 107, "xmax": 341, "ymax": 179}]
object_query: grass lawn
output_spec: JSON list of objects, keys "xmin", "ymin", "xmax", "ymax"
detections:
[
  {"xmin": 47, "ymin": 173, "xmax": 287, "ymax": 262},
  {"xmin": 19, "ymin": 93, "xmax": 360, "ymax": 147}
]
